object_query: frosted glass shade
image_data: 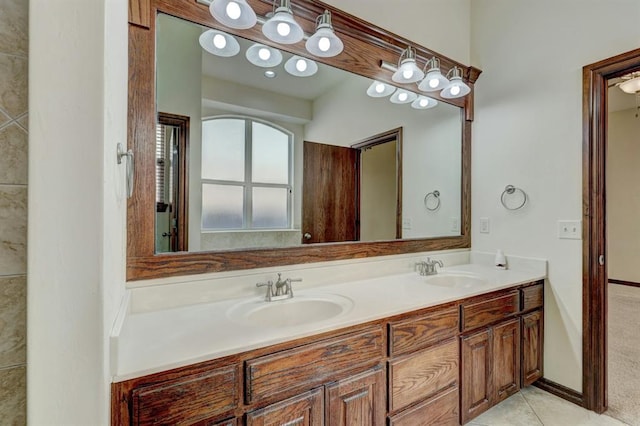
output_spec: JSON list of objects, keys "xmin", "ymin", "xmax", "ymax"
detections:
[
  {"xmin": 392, "ymin": 58, "xmax": 424, "ymax": 84},
  {"xmin": 209, "ymin": 0, "xmax": 257, "ymax": 30},
  {"xmin": 411, "ymin": 96, "xmax": 438, "ymax": 110},
  {"xmin": 284, "ymin": 56, "xmax": 318, "ymax": 77},
  {"xmin": 390, "ymin": 89, "xmax": 418, "ymax": 104},
  {"xmin": 262, "ymin": 8, "xmax": 304, "ymax": 44},
  {"xmin": 199, "ymin": 30, "xmax": 240, "ymax": 57},
  {"xmin": 366, "ymin": 81, "xmax": 395, "ymax": 98},
  {"xmin": 619, "ymin": 77, "xmax": 640, "ymax": 94},
  {"xmin": 441, "ymin": 77, "xmax": 471, "ymax": 98},
  {"xmin": 245, "ymin": 44, "xmax": 283, "ymax": 68}
]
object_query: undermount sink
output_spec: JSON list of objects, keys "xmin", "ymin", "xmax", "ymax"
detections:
[
  {"xmin": 422, "ymin": 272, "xmax": 488, "ymax": 289},
  {"xmin": 226, "ymin": 293, "xmax": 354, "ymax": 328}
]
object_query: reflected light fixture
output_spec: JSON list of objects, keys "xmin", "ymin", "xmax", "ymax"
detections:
[
  {"xmin": 246, "ymin": 43, "xmax": 283, "ymax": 67},
  {"xmin": 199, "ymin": 29, "xmax": 240, "ymax": 57},
  {"xmin": 264, "ymin": 70, "xmax": 277, "ymax": 78},
  {"xmin": 411, "ymin": 96, "xmax": 437, "ymax": 110},
  {"xmin": 418, "ymin": 57, "xmax": 449, "ymax": 92},
  {"xmin": 619, "ymin": 74, "xmax": 640, "ymax": 94},
  {"xmin": 390, "ymin": 88, "xmax": 418, "ymax": 104},
  {"xmin": 392, "ymin": 46, "xmax": 424, "ymax": 84},
  {"xmin": 284, "ymin": 55, "xmax": 318, "ymax": 77},
  {"xmin": 366, "ymin": 80, "xmax": 395, "ymax": 98},
  {"xmin": 441, "ymin": 66, "xmax": 471, "ymax": 99},
  {"xmin": 306, "ymin": 10, "xmax": 343, "ymax": 57},
  {"xmin": 262, "ymin": 0, "xmax": 304, "ymax": 44},
  {"xmin": 210, "ymin": 0, "xmax": 257, "ymax": 29}
]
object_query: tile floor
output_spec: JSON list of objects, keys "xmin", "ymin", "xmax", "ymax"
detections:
[{"xmin": 467, "ymin": 386, "xmax": 629, "ymax": 426}]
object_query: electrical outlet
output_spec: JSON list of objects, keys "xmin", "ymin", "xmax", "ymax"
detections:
[
  {"xmin": 402, "ymin": 218, "xmax": 412, "ymax": 229},
  {"xmin": 480, "ymin": 217, "xmax": 490, "ymax": 234},
  {"xmin": 451, "ymin": 217, "xmax": 459, "ymax": 233},
  {"xmin": 558, "ymin": 220, "xmax": 581, "ymax": 239}
]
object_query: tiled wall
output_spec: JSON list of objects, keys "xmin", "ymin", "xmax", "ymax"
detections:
[{"xmin": 0, "ymin": 0, "xmax": 28, "ymax": 423}]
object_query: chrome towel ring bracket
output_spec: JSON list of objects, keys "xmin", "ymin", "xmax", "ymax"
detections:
[
  {"xmin": 501, "ymin": 185, "xmax": 527, "ymax": 210},
  {"xmin": 424, "ymin": 190, "xmax": 441, "ymax": 211}
]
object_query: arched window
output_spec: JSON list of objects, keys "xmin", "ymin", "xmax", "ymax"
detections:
[{"xmin": 201, "ymin": 116, "xmax": 293, "ymax": 230}]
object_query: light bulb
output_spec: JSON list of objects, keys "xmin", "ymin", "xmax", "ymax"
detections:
[
  {"xmin": 212, "ymin": 34, "xmax": 227, "ymax": 49},
  {"xmin": 429, "ymin": 78, "xmax": 439, "ymax": 89},
  {"xmin": 318, "ymin": 36, "xmax": 331, "ymax": 52},
  {"xmin": 398, "ymin": 92, "xmax": 408, "ymax": 102},
  {"xmin": 450, "ymin": 85, "xmax": 461, "ymax": 96},
  {"xmin": 419, "ymin": 98, "xmax": 429, "ymax": 107},
  {"xmin": 225, "ymin": 1, "xmax": 241, "ymax": 20},
  {"xmin": 295, "ymin": 58, "xmax": 307, "ymax": 72},
  {"xmin": 375, "ymin": 83, "xmax": 385, "ymax": 94},
  {"xmin": 402, "ymin": 68, "xmax": 413, "ymax": 80},
  {"xmin": 277, "ymin": 22, "xmax": 291, "ymax": 37},
  {"xmin": 258, "ymin": 48, "xmax": 271, "ymax": 61}
]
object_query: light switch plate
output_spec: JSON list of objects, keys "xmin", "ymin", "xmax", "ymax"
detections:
[
  {"xmin": 451, "ymin": 217, "xmax": 459, "ymax": 233},
  {"xmin": 558, "ymin": 220, "xmax": 581, "ymax": 239},
  {"xmin": 479, "ymin": 217, "xmax": 490, "ymax": 234},
  {"xmin": 402, "ymin": 218, "xmax": 412, "ymax": 230}
]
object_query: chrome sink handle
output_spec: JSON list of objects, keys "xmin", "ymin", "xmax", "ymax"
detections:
[{"xmin": 256, "ymin": 281, "xmax": 274, "ymax": 302}]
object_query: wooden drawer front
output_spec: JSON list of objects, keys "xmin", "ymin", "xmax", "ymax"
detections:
[
  {"xmin": 388, "ymin": 385, "xmax": 459, "ymax": 426},
  {"xmin": 246, "ymin": 327, "xmax": 384, "ymax": 404},
  {"xmin": 246, "ymin": 388, "xmax": 323, "ymax": 426},
  {"xmin": 388, "ymin": 338, "xmax": 458, "ymax": 413},
  {"xmin": 132, "ymin": 365, "xmax": 238, "ymax": 426},
  {"xmin": 461, "ymin": 291, "xmax": 519, "ymax": 332},
  {"xmin": 388, "ymin": 306, "xmax": 459, "ymax": 356},
  {"xmin": 521, "ymin": 283, "xmax": 544, "ymax": 312}
]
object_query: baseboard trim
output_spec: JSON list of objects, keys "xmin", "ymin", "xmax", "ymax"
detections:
[
  {"xmin": 533, "ymin": 378, "xmax": 584, "ymax": 407},
  {"xmin": 609, "ymin": 279, "xmax": 640, "ymax": 288}
]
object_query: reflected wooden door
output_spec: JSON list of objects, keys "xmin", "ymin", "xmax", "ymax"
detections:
[{"xmin": 302, "ymin": 141, "xmax": 358, "ymax": 244}]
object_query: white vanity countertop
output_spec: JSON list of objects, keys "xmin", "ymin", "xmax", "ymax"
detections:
[{"xmin": 112, "ymin": 263, "xmax": 545, "ymax": 382}]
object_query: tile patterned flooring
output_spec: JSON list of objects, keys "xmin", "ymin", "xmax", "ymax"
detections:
[{"xmin": 468, "ymin": 386, "xmax": 629, "ymax": 426}]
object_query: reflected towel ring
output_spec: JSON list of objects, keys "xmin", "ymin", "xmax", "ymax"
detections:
[
  {"xmin": 424, "ymin": 190, "xmax": 441, "ymax": 211},
  {"xmin": 501, "ymin": 185, "xmax": 527, "ymax": 210}
]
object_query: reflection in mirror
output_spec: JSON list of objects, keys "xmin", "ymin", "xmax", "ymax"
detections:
[{"xmin": 156, "ymin": 13, "xmax": 462, "ymax": 254}]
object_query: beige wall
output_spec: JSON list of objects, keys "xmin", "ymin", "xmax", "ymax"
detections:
[
  {"xmin": 607, "ymin": 107, "xmax": 640, "ymax": 283},
  {"xmin": 0, "ymin": 0, "xmax": 28, "ymax": 422}
]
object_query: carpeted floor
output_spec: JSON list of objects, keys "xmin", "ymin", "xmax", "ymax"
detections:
[{"xmin": 607, "ymin": 283, "xmax": 640, "ymax": 425}]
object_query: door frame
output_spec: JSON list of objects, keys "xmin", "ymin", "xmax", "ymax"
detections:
[{"xmin": 582, "ymin": 47, "xmax": 640, "ymax": 413}]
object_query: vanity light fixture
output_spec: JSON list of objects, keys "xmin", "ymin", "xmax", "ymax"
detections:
[
  {"xmin": 199, "ymin": 29, "xmax": 241, "ymax": 57},
  {"xmin": 305, "ymin": 10, "xmax": 343, "ymax": 57},
  {"xmin": 366, "ymin": 80, "xmax": 395, "ymax": 97},
  {"xmin": 411, "ymin": 96, "xmax": 437, "ymax": 109},
  {"xmin": 264, "ymin": 70, "xmax": 277, "ymax": 78},
  {"xmin": 441, "ymin": 66, "xmax": 471, "ymax": 99},
  {"xmin": 390, "ymin": 88, "xmax": 418, "ymax": 104},
  {"xmin": 418, "ymin": 57, "xmax": 449, "ymax": 92},
  {"xmin": 209, "ymin": 0, "xmax": 257, "ymax": 29},
  {"xmin": 246, "ymin": 43, "xmax": 283, "ymax": 67},
  {"xmin": 284, "ymin": 56, "xmax": 318, "ymax": 77},
  {"xmin": 391, "ymin": 46, "xmax": 424, "ymax": 84},
  {"xmin": 262, "ymin": 0, "xmax": 304, "ymax": 44}
]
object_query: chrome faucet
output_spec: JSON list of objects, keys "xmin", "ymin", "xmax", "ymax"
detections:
[
  {"xmin": 256, "ymin": 273, "xmax": 302, "ymax": 302},
  {"xmin": 416, "ymin": 257, "xmax": 444, "ymax": 276}
]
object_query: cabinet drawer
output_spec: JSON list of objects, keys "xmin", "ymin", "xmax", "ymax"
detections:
[
  {"xmin": 388, "ymin": 338, "xmax": 458, "ymax": 413},
  {"xmin": 246, "ymin": 326, "xmax": 384, "ymax": 404},
  {"xmin": 132, "ymin": 365, "xmax": 238, "ymax": 426},
  {"xmin": 521, "ymin": 282, "xmax": 544, "ymax": 312},
  {"xmin": 461, "ymin": 291, "xmax": 519, "ymax": 332},
  {"xmin": 388, "ymin": 385, "xmax": 459, "ymax": 426},
  {"xmin": 388, "ymin": 306, "xmax": 459, "ymax": 356}
]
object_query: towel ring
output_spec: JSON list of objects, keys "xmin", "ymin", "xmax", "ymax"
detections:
[
  {"xmin": 501, "ymin": 185, "xmax": 527, "ymax": 210},
  {"xmin": 424, "ymin": 190, "xmax": 441, "ymax": 211}
]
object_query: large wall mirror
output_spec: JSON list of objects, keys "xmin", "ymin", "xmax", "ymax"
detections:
[{"xmin": 127, "ymin": 0, "xmax": 481, "ymax": 280}]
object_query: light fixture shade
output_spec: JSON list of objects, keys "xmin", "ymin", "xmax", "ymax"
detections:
[
  {"xmin": 262, "ymin": 0, "xmax": 304, "ymax": 44},
  {"xmin": 441, "ymin": 67, "xmax": 471, "ymax": 99},
  {"xmin": 417, "ymin": 58, "xmax": 449, "ymax": 92},
  {"xmin": 284, "ymin": 56, "xmax": 318, "ymax": 77},
  {"xmin": 390, "ymin": 88, "xmax": 418, "ymax": 104},
  {"xmin": 411, "ymin": 96, "xmax": 438, "ymax": 110},
  {"xmin": 245, "ymin": 43, "xmax": 283, "ymax": 67},
  {"xmin": 210, "ymin": 0, "xmax": 257, "ymax": 30},
  {"xmin": 392, "ymin": 47, "xmax": 424, "ymax": 84},
  {"xmin": 306, "ymin": 10, "xmax": 343, "ymax": 57},
  {"xmin": 199, "ymin": 29, "xmax": 240, "ymax": 57},
  {"xmin": 619, "ymin": 76, "xmax": 640, "ymax": 94},
  {"xmin": 366, "ymin": 81, "xmax": 395, "ymax": 98}
]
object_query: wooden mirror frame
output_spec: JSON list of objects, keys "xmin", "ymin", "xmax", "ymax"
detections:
[{"xmin": 127, "ymin": 0, "xmax": 482, "ymax": 280}]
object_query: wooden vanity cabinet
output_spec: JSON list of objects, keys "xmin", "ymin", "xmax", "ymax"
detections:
[
  {"xmin": 522, "ymin": 309, "xmax": 543, "ymax": 386},
  {"xmin": 246, "ymin": 388, "xmax": 324, "ymax": 426},
  {"xmin": 325, "ymin": 367, "xmax": 386, "ymax": 426}
]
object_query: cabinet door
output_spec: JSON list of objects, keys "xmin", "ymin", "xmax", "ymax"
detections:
[
  {"xmin": 461, "ymin": 329, "xmax": 492, "ymax": 424},
  {"xmin": 325, "ymin": 367, "xmax": 385, "ymax": 426},
  {"xmin": 522, "ymin": 310, "xmax": 544, "ymax": 386},
  {"xmin": 246, "ymin": 388, "xmax": 323, "ymax": 426},
  {"xmin": 493, "ymin": 318, "xmax": 521, "ymax": 403}
]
